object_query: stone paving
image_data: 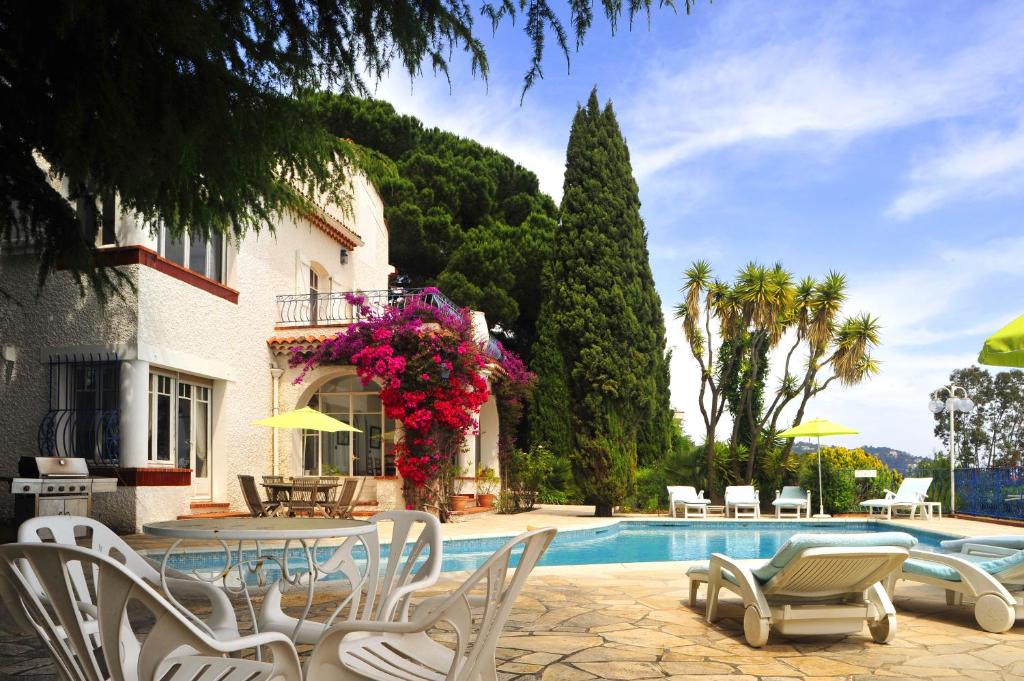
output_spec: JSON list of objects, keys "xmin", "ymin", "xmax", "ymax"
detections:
[
  {"xmin": 4, "ymin": 508, "xmax": 1024, "ymax": 679},
  {"xmin": 3, "ymin": 564, "xmax": 1024, "ymax": 680}
]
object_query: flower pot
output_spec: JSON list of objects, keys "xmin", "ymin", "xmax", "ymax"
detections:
[
  {"xmin": 450, "ymin": 494, "xmax": 473, "ymax": 512},
  {"xmin": 477, "ymin": 493, "xmax": 496, "ymax": 508}
]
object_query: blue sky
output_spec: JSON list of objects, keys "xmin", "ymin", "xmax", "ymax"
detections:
[{"xmin": 375, "ymin": 1, "xmax": 1024, "ymax": 457}]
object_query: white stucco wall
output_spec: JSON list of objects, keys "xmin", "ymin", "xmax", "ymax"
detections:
[
  {"xmin": 0, "ymin": 255, "xmax": 139, "ymax": 522},
  {"xmin": 0, "ymin": 168, "xmax": 391, "ymax": 527}
]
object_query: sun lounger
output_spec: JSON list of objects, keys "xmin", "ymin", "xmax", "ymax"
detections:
[
  {"xmin": 667, "ymin": 486, "xmax": 711, "ymax": 518},
  {"xmin": 772, "ymin": 486, "xmax": 811, "ymax": 519},
  {"xmin": 725, "ymin": 485, "xmax": 760, "ymax": 518},
  {"xmin": 687, "ymin": 532, "xmax": 916, "ymax": 647},
  {"xmin": 860, "ymin": 477, "xmax": 933, "ymax": 519},
  {"xmin": 891, "ymin": 536, "xmax": 1024, "ymax": 632}
]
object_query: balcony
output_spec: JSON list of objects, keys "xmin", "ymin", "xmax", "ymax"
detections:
[
  {"xmin": 275, "ymin": 288, "xmax": 460, "ymax": 328},
  {"xmin": 274, "ymin": 288, "xmax": 504, "ymax": 360}
]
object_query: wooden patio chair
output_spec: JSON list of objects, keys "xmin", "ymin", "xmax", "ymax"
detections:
[
  {"xmin": 286, "ymin": 477, "xmax": 321, "ymax": 517},
  {"xmin": 262, "ymin": 475, "xmax": 287, "ymax": 505},
  {"xmin": 316, "ymin": 475, "xmax": 341, "ymax": 510},
  {"xmin": 239, "ymin": 474, "xmax": 277, "ymax": 517},
  {"xmin": 324, "ymin": 478, "xmax": 364, "ymax": 519}
]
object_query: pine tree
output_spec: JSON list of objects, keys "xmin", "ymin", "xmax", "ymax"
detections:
[
  {"xmin": 530, "ymin": 89, "xmax": 673, "ymax": 516},
  {"xmin": 2, "ymin": 2, "xmax": 701, "ymax": 299}
]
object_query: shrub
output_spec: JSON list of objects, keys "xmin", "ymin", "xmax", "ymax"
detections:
[{"xmin": 797, "ymin": 446, "xmax": 901, "ymax": 514}]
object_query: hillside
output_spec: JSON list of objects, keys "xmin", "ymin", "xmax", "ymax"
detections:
[{"xmin": 791, "ymin": 442, "xmax": 924, "ymax": 473}]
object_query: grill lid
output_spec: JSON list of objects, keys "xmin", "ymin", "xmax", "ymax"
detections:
[{"xmin": 19, "ymin": 456, "xmax": 90, "ymax": 478}]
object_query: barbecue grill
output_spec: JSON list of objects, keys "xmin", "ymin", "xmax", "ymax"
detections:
[{"xmin": 8, "ymin": 456, "xmax": 118, "ymax": 523}]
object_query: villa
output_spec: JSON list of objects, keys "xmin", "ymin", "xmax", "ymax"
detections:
[{"xmin": 0, "ymin": 168, "xmax": 502, "ymax": 532}]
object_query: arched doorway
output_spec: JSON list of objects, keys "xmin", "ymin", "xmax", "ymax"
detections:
[{"xmin": 301, "ymin": 375, "xmax": 398, "ymax": 476}]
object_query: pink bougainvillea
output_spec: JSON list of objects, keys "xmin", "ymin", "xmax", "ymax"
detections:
[{"xmin": 290, "ymin": 290, "xmax": 532, "ymax": 512}]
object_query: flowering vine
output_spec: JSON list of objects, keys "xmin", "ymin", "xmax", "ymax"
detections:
[{"xmin": 289, "ymin": 289, "xmax": 533, "ymax": 515}]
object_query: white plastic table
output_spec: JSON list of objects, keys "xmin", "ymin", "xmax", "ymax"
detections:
[{"xmin": 143, "ymin": 517, "xmax": 376, "ymax": 644}]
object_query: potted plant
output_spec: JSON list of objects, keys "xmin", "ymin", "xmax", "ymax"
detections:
[
  {"xmin": 448, "ymin": 463, "xmax": 474, "ymax": 512},
  {"xmin": 476, "ymin": 466, "xmax": 500, "ymax": 508}
]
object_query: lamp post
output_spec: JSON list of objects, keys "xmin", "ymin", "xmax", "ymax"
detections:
[{"xmin": 928, "ymin": 385, "xmax": 974, "ymax": 515}]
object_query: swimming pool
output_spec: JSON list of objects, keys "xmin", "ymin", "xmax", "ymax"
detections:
[{"xmin": 159, "ymin": 520, "xmax": 957, "ymax": 581}]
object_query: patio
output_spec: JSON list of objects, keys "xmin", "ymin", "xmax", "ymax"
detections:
[{"xmin": 3, "ymin": 507, "xmax": 1024, "ymax": 680}]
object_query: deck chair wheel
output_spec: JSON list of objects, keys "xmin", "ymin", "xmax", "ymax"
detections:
[
  {"xmin": 868, "ymin": 615, "xmax": 896, "ymax": 643},
  {"xmin": 974, "ymin": 594, "xmax": 1015, "ymax": 633},
  {"xmin": 743, "ymin": 606, "xmax": 770, "ymax": 647}
]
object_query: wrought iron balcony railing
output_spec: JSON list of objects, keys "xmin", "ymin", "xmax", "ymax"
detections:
[
  {"xmin": 275, "ymin": 287, "xmax": 505, "ymax": 361},
  {"xmin": 275, "ymin": 288, "xmax": 461, "ymax": 327}
]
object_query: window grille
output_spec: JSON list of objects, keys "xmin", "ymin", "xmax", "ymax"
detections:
[{"xmin": 38, "ymin": 353, "xmax": 121, "ymax": 465}]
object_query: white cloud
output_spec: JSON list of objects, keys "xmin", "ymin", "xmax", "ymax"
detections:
[
  {"xmin": 621, "ymin": 3, "xmax": 1024, "ymax": 179},
  {"xmin": 887, "ymin": 122, "xmax": 1024, "ymax": 218}
]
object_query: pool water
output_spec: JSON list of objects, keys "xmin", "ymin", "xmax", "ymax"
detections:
[{"xmin": 160, "ymin": 520, "xmax": 955, "ymax": 583}]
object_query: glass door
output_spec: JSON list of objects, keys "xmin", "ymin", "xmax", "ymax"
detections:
[
  {"xmin": 192, "ymin": 386, "xmax": 211, "ymax": 498},
  {"xmin": 177, "ymin": 381, "xmax": 212, "ymax": 499}
]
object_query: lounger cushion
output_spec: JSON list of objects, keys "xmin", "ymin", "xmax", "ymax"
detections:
[
  {"xmin": 686, "ymin": 562, "xmax": 753, "ymax": 587},
  {"xmin": 772, "ymin": 499, "xmax": 808, "ymax": 507},
  {"xmin": 678, "ymin": 499, "xmax": 711, "ymax": 505},
  {"xmin": 751, "ymin": 532, "xmax": 918, "ymax": 582},
  {"xmin": 903, "ymin": 549, "xmax": 1024, "ymax": 582},
  {"xmin": 940, "ymin": 536, "xmax": 1024, "ymax": 551}
]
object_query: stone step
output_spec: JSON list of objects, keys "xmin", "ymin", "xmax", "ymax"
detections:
[
  {"xmin": 176, "ymin": 510, "xmax": 250, "ymax": 520},
  {"xmin": 450, "ymin": 505, "xmax": 495, "ymax": 516},
  {"xmin": 189, "ymin": 501, "xmax": 231, "ymax": 511}
]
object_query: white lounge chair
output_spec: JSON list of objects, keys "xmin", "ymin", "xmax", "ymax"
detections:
[
  {"xmin": 891, "ymin": 536, "xmax": 1024, "ymax": 632},
  {"xmin": 772, "ymin": 486, "xmax": 811, "ymax": 519},
  {"xmin": 307, "ymin": 528, "xmax": 556, "ymax": 681},
  {"xmin": 860, "ymin": 477, "xmax": 933, "ymax": 519},
  {"xmin": 725, "ymin": 485, "xmax": 760, "ymax": 518},
  {"xmin": 667, "ymin": 486, "xmax": 711, "ymax": 518},
  {"xmin": 257, "ymin": 510, "xmax": 442, "ymax": 643},
  {"xmin": 17, "ymin": 515, "xmax": 239, "ymax": 640},
  {"xmin": 0, "ymin": 542, "xmax": 302, "ymax": 681},
  {"xmin": 687, "ymin": 532, "xmax": 916, "ymax": 647}
]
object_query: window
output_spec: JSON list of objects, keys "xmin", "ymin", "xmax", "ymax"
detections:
[
  {"xmin": 303, "ymin": 375, "xmax": 397, "ymax": 476},
  {"xmin": 159, "ymin": 226, "xmax": 226, "ymax": 283},
  {"xmin": 149, "ymin": 373, "xmax": 212, "ymax": 469},
  {"xmin": 39, "ymin": 355, "xmax": 121, "ymax": 465}
]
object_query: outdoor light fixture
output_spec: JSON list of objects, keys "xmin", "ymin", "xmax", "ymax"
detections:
[
  {"xmin": 929, "ymin": 384, "xmax": 974, "ymax": 515},
  {"xmin": 339, "ymin": 248, "xmax": 349, "ymax": 265}
]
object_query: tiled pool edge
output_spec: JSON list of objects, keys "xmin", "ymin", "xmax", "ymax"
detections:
[{"xmin": 140, "ymin": 516, "xmax": 964, "ymax": 561}]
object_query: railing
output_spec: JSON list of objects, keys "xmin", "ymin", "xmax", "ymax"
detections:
[
  {"xmin": 954, "ymin": 467, "xmax": 1024, "ymax": 520},
  {"xmin": 276, "ymin": 288, "xmax": 460, "ymax": 327},
  {"xmin": 275, "ymin": 287, "xmax": 505, "ymax": 362}
]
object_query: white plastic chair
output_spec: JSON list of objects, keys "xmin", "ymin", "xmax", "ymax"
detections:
[
  {"xmin": 772, "ymin": 486, "xmax": 811, "ymax": 519},
  {"xmin": 0, "ymin": 542, "xmax": 302, "ymax": 681},
  {"xmin": 17, "ymin": 515, "xmax": 239, "ymax": 640},
  {"xmin": 307, "ymin": 527, "xmax": 556, "ymax": 681},
  {"xmin": 667, "ymin": 486, "xmax": 711, "ymax": 518},
  {"xmin": 687, "ymin": 532, "xmax": 915, "ymax": 647},
  {"xmin": 860, "ymin": 477, "xmax": 933, "ymax": 519},
  {"xmin": 725, "ymin": 485, "xmax": 760, "ymax": 518},
  {"xmin": 257, "ymin": 510, "xmax": 443, "ymax": 644},
  {"xmin": 891, "ymin": 537, "xmax": 1024, "ymax": 632}
]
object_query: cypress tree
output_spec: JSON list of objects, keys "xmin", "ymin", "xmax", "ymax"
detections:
[{"xmin": 530, "ymin": 89, "xmax": 673, "ymax": 516}]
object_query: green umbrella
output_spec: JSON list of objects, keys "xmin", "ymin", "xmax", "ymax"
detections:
[
  {"xmin": 979, "ymin": 313, "xmax": 1024, "ymax": 368},
  {"xmin": 779, "ymin": 418, "xmax": 859, "ymax": 518}
]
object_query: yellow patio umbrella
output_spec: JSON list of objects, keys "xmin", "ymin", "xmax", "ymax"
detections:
[
  {"xmin": 252, "ymin": 406, "xmax": 361, "ymax": 433},
  {"xmin": 978, "ymin": 313, "xmax": 1024, "ymax": 368},
  {"xmin": 778, "ymin": 418, "xmax": 859, "ymax": 518}
]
